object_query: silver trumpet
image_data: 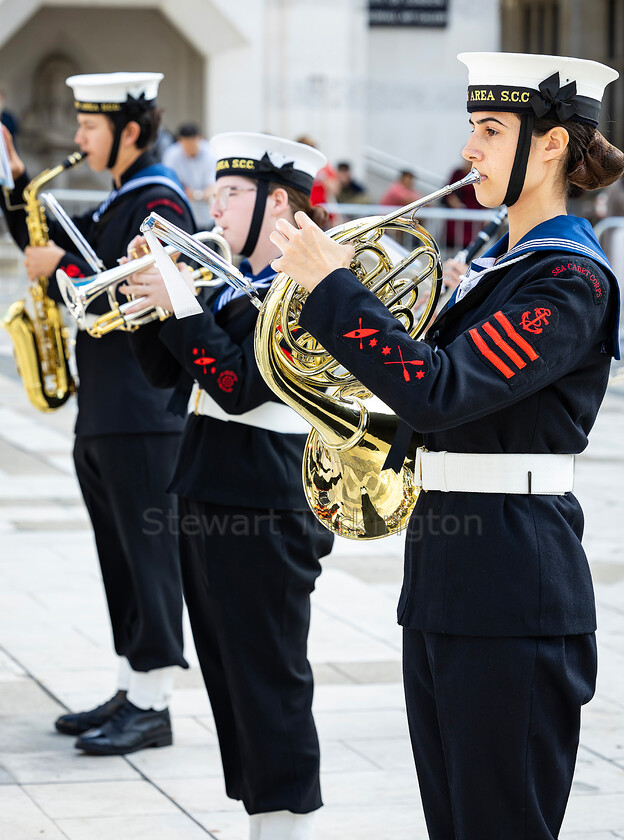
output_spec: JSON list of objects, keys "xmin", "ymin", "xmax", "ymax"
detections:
[{"xmin": 57, "ymin": 228, "xmax": 232, "ymax": 338}]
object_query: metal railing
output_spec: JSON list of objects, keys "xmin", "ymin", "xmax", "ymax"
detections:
[
  {"xmin": 593, "ymin": 215, "xmax": 624, "ymax": 302},
  {"xmin": 8, "ymin": 188, "xmax": 621, "ymax": 298},
  {"xmin": 1, "ymin": 195, "xmax": 500, "ymax": 303},
  {"xmin": 593, "ymin": 215, "xmax": 624, "ymax": 252},
  {"xmin": 48, "ymin": 188, "xmax": 109, "ymax": 216},
  {"xmin": 323, "ymin": 202, "xmax": 501, "ymax": 259},
  {"xmin": 362, "ymin": 146, "xmax": 445, "ymax": 195}
]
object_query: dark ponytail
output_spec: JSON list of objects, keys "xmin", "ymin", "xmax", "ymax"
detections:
[{"xmin": 533, "ymin": 116, "xmax": 624, "ymax": 198}]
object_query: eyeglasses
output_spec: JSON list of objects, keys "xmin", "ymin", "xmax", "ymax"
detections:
[{"xmin": 210, "ymin": 185, "xmax": 257, "ymax": 210}]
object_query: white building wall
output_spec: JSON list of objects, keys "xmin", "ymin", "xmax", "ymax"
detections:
[
  {"xmin": 366, "ymin": 0, "xmax": 501, "ymax": 190},
  {"xmin": 0, "ymin": 0, "xmax": 501, "ymax": 193},
  {"xmin": 207, "ymin": 0, "xmax": 368, "ymax": 186}
]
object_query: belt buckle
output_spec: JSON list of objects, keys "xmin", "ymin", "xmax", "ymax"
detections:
[{"xmin": 415, "ymin": 446, "xmax": 428, "ymax": 492}]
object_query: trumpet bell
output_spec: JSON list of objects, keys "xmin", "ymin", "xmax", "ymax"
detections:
[{"xmin": 57, "ymin": 272, "xmax": 105, "ymax": 327}]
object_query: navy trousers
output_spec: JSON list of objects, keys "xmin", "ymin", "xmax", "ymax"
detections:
[
  {"xmin": 403, "ymin": 630, "xmax": 597, "ymax": 840},
  {"xmin": 74, "ymin": 433, "xmax": 187, "ymax": 672},
  {"xmin": 178, "ymin": 496, "xmax": 332, "ymax": 815}
]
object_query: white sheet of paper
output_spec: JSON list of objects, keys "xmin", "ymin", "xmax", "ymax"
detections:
[
  {"xmin": 144, "ymin": 229, "xmax": 202, "ymax": 318},
  {"xmin": 0, "ymin": 129, "xmax": 15, "ymax": 190}
]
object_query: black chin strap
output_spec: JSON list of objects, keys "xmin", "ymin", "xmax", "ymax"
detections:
[
  {"xmin": 106, "ymin": 116, "xmax": 126, "ymax": 170},
  {"xmin": 503, "ymin": 111, "xmax": 534, "ymax": 207},
  {"xmin": 240, "ymin": 180, "xmax": 269, "ymax": 258}
]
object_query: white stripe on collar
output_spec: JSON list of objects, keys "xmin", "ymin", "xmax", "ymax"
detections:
[
  {"xmin": 503, "ymin": 237, "xmax": 610, "ymax": 268},
  {"xmin": 213, "ymin": 274, "xmax": 274, "ymax": 312},
  {"xmin": 455, "ymin": 252, "xmax": 532, "ymax": 302}
]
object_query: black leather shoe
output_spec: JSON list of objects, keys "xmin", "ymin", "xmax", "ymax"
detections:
[
  {"xmin": 55, "ymin": 690, "xmax": 128, "ymax": 736},
  {"xmin": 74, "ymin": 699, "xmax": 172, "ymax": 756}
]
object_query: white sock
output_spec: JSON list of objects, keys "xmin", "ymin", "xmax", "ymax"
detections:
[
  {"xmin": 249, "ymin": 811, "xmax": 316, "ymax": 840},
  {"xmin": 127, "ymin": 666, "xmax": 176, "ymax": 711},
  {"xmin": 116, "ymin": 657, "xmax": 132, "ymax": 692}
]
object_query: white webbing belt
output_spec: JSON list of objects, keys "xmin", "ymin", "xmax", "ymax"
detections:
[
  {"xmin": 415, "ymin": 448, "xmax": 575, "ymax": 495},
  {"xmin": 188, "ymin": 382, "xmax": 310, "ymax": 434}
]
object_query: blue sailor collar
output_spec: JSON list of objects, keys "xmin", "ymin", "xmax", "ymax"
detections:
[
  {"xmin": 238, "ymin": 260, "xmax": 277, "ymax": 283},
  {"xmin": 484, "ymin": 214, "xmax": 612, "ymax": 271},
  {"xmin": 481, "ymin": 215, "xmax": 620, "ymax": 358},
  {"xmin": 92, "ymin": 161, "xmax": 192, "ymax": 223},
  {"xmin": 212, "ymin": 261, "xmax": 276, "ymax": 313}
]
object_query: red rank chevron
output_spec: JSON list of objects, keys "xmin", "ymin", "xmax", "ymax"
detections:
[{"xmin": 469, "ymin": 311, "xmax": 539, "ymax": 379}]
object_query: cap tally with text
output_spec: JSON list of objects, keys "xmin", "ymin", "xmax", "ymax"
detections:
[
  {"xmin": 66, "ymin": 72, "xmax": 163, "ymax": 114},
  {"xmin": 458, "ymin": 52, "xmax": 619, "ymax": 126},
  {"xmin": 210, "ymin": 132, "xmax": 327, "ymax": 196}
]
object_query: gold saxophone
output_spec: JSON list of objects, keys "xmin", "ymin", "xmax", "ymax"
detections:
[{"xmin": 2, "ymin": 152, "xmax": 84, "ymax": 411}]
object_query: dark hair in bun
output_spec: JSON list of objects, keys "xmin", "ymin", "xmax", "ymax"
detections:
[
  {"xmin": 533, "ymin": 115, "xmax": 624, "ymax": 198},
  {"xmin": 268, "ymin": 182, "xmax": 329, "ymax": 229}
]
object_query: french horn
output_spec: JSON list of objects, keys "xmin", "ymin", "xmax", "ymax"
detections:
[{"xmin": 140, "ymin": 168, "xmax": 481, "ymax": 540}]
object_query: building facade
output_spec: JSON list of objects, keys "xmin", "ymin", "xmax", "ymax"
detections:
[
  {"xmin": 0, "ymin": 0, "xmax": 621, "ymax": 195},
  {"xmin": 501, "ymin": 0, "xmax": 624, "ymax": 149}
]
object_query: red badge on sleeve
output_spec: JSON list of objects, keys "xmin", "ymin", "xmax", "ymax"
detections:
[
  {"xmin": 64, "ymin": 263, "xmax": 85, "ymax": 278},
  {"xmin": 193, "ymin": 347, "xmax": 216, "ymax": 374},
  {"xmin": 217, "ymin": 370, "xmax": 238, "ymax": 392},
  {"xmin": 520, "ymin": 308, "xmax": 551, "ymax": 334},
  {"xmin": 383, "ymin": 346, "xmax": 426, "ymax": 382},
  {"xmin": 343, "ymin": 318, "xmax": 379, "ymax": 350},
  {"xmin": 468, "ymin": 310, "xmax": 540, "ymax": 380},
  {"xmin": 147, "ymin": 198, "xmax": 184, "ymax": 216}
]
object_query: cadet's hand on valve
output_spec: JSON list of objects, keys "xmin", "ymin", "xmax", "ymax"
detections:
[
  {"xmin": 118, "ymin": 264, "xmax": 176, "ymax": 314},
  {"xmin": 118, "ymin": 235, "xmax": 187, "ymax": 314},
  {"xmin": 269, "ymin": 212, "xmax": 354, "ymax": 293},
  {"xmin": 442, "ymin": 258, "xmax": 467, "ymax": 292}
]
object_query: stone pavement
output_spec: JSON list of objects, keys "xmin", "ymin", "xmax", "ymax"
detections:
[{"xmin": 0, "ymin": 321, "xmax": 623, "ymax": 839}]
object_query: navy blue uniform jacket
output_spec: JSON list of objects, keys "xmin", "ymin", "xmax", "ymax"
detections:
[
  {"xmin": 131, "ymin": 265, "xmax": 312, "ymax": 511},
  {"xmin": 298, "ymin": 215, "xmax": 620, "ymax": 637},
  {"xmin": 1, "ymin": 152, "xmax": 194, "ymax": 436}
]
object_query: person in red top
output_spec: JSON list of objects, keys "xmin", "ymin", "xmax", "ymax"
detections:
[
  {"xmin": 296, "ymin": 135, "xmax": 339, "ymax": 206},
  {"xmin": 380, "ymin": 169, "xmax": 421, "ymax": 206},
  {"xmin": 443, "ymin": 157, "xmax": 484, "ymax": 249}
]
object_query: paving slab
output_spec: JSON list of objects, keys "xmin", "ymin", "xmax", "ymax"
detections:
[
  {"xmin": 0, "ymin": 785, "xmax": 68, "ymax": 839},
  {"xmin": 55, "ymin": 814, "xmax": 215, "ymax": 840},
  {"xmin": 0, "ymin": 326, "xmax": 623, "ymax": 839}
]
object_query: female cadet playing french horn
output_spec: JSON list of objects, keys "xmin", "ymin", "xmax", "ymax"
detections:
[
  {"xmin": 121, "ymin": 132, "xmax": 334, "ymax": 840},
  {"xmin": 269, "ymin": 53, "xmax": 624, "ymax": 840}
]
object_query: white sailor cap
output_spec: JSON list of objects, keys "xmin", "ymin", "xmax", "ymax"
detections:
[
  {"xmin": 210, "ymin": 131, "xmax": 327, "ymax": 195},
  {"xmin": 66, "ymin": 72, "xmax": 163, "ymax": 114},
  {"xmin": 458, "ymin": 52, "xmax": 618, "ymax": 126}
]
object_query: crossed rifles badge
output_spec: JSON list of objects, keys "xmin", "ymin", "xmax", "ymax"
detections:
[{"xmin": 343, "ymin": 318, "xmax": 426, "ymax": 382}]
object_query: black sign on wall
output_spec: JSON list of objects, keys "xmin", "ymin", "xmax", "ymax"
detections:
[{"xmin": 369, "ymin": 0, "xmax": 449, "ymax": 27}]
